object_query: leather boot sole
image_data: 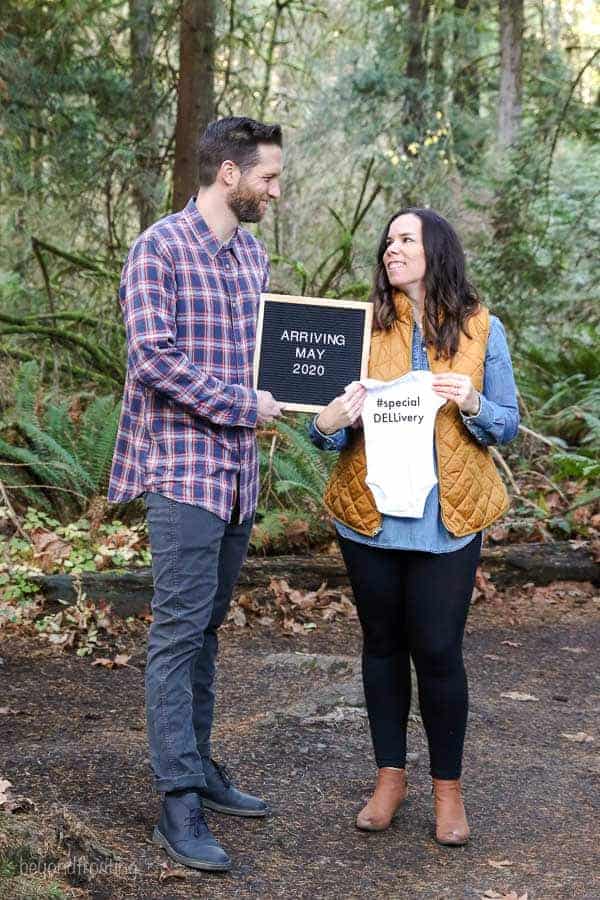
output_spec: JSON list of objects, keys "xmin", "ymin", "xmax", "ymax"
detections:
[
  {"xmin": 153, "ymin": 827, "xmax": 232, "ymax": 871},
  {"xmin": 355, "ymin": 814, "xmax": 399, "ymax": 832},
  {"xmin": 201, "ymin": 798, "xmax": 269, "ymax": 817},
  {"xmin": 433, "ymin": 829, "xmax": 470, "ymax": 847}
]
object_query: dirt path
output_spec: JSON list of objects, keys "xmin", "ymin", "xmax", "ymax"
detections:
[{"xmin": 1, "ymin": 584, "xmax": 599, "ymax": 900}]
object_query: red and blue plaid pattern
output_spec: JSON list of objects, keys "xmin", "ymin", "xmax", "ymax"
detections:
[{"xmin": 107, "ymin": 198, "xmax": 269, "ymax": 523}]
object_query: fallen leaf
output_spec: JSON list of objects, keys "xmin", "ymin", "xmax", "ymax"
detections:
[
  {"xmin": 484, "ymin": 654, "xmax": 503, "ymax": 661},
  {"xmin": 227, "ymin": 605, "xmax": 247, "ymax": 627},
  {"xmin": 237, "ymin": 593, "xmax": 260, "ymax": 612},
  {"xmin": 0, "ymin": 707, "xmax": 11, "ymax": 715},
  {"xmin": 91, "ymin": 654, "xmax": 131, "ymax": 670},
  {"xmin": 501, "ymin": 641, "xmax": 520, "ymax": 648},
  {"xmin": 285, "ymin": 518, "xmax": 310, "ymax": 542},
  {"xmin": 472, "ymin": 567, "xmax": 499, "ymax": 603},
  {"xmin": 1, "ymin": 794, "xmax": 34, "ymax": 813},
  {"xmin": 560, "ymin": 646, "xmax": 588, "ymax": 655},
  {"xmin": 113, "ymin": 654, "xmax": 131, "ymax": 668},
  {"xmin": 488, "ymin": 524, "xmax": 509, "ymax": 542},
  {"xmin": 0, "ymin": 777, "xmax": 34, "ymax": 814},
  {"xmin": 282, "ymin": 617, "xmax": 305, "ymax": 635},
  {"xmin": 158, "ymin": 861, "xmax": 188, "ymax": 881},
  {"xmin": 479, "ymin": 892, "xmax": 527, "ymax": 900},
  {"xmin": 0, "ymin": 778, "xmax": 12, "ymax": 802},
  {"xmin": 487, "ymin": 858, "xmax": 513, "ymax": 869},
  {"xmin": 501, "ymin": 691, "xmax": 539, "ymax": 702},
  {"xmin": 29, "ymin": 528, "xmax": 72, "ymax": 572},
  {"xmin": 561, "ymin": 731, "xmax": 594, "ymax": 743}
]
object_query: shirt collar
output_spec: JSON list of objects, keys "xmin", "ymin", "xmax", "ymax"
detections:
[{"xmin": 182, "ymin": 197, "xmax": 241, "ymax": 259}]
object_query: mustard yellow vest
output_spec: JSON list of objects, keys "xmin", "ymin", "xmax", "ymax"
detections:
[{"xmin": 324, "ymin": 292, "xmax": 509, "ymax": 537}]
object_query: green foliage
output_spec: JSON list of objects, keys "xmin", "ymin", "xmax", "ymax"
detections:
[
  {"xmin": 516, "ymin": 324, "xmax": 599, "ymax": 491},
  {"xmin": 249, "ymin": 509, "xmax": 288, "ymax": 552},
  {"xmin": 0, "ymin": 362, "xmax": 121, "ymax": 518},
  {"xmin": 518, "ymin": 326, "xmax": 600, "ymax": 451},
  {"xmin": 1, "ymin": 1, "xmax": 156, "ymax": 200},
  {"xmin": 0, "ymin": 266, "xmax": 125, "ymax": 390},
  {"xmin": 0, "ymin": 0, "xmax": 597, "ymax": 541},
  {"xmin": 0, "ymin": 570, "xmax": 39, "ymax": 605},
  {"xmin": 259, "ymin": 416, "xmax": 334, "ymax": 509},
  {"xmin": 252, "ymin": 416, "xmax": 337, "ymax": 552}
]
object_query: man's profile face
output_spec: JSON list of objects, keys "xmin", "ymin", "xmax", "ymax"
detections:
[{"xmin": 228, "ymin": 144, "xmax": 283, "ymax": 223}]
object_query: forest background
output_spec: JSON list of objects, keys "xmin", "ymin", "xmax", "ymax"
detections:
[{"xmin": 0, "ymin": 0, "xmax": 598, "ymax": 582}]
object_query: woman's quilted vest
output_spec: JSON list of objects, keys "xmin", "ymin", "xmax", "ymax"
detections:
[{"xmin": 323, "ymin": 292, "xmax": 509, "ymax": 537}]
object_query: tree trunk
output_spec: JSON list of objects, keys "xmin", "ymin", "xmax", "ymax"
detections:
[
  {"xmin": 454, "ymin": 0, "xmax": 480, "ymax": 116},
  {"xmin": 498, "ymin": 0, "xmax": 524, "ymax": 149},
  {"xmin": 430, "ymin": 0, "xmax": 448, "ymax": 112},
  {"xmin": 452, "ymin": 0, "xmax": 481, "ymax": 165},
  {"xmin": 172, "ymin": 0, "xmax": 216, "ymax": 212},
  {"xmin": 129, "ymin": 0, "xmax": 162, "ymax": 232},
  {"xmin": 405, "ymin": 0, "xmax": 431, "ymax": 134},
  {"xmin": 549, "ymin": 0, "xmax": 562, "ymax": 51}
]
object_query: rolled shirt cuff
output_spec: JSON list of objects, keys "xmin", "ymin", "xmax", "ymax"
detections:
[
  {"xmin": 461, "ymin": 394, "xmax": 496, "ymax": 442},
  {"xmin": 309, "ymin": 416, "xmax": 347, "ymax": 451}
]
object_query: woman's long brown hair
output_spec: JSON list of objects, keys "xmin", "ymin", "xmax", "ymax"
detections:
[{"xmin": 370, "ymin": 207, "xmax": 480, "ymax": 359}]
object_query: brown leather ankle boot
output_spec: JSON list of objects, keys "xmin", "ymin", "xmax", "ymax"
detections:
[
  {"xmin": 432, "ymin": 778, "xmax": 470, "ymax": 846},
  {"xmin": 356, "ymin": 767, "xmax": 407, "ymax": 831}
]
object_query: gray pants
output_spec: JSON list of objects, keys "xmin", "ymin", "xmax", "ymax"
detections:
[{"xmin": 143, "ymin": 492, "xmax": 253, "ymax": 793}]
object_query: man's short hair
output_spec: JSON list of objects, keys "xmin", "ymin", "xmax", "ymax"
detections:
[{"xmin": 198, "ymin": 116, "xmax": 283, "ymax": 187}]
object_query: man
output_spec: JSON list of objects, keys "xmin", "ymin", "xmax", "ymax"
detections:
[{"xmin": 107, "ymin": 117, "xmax": 284, "ymax": 872}]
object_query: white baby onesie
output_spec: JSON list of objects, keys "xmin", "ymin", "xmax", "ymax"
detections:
[{"xmin": 360, "ymin": 371, "xmax": 446, "ymax": 518}]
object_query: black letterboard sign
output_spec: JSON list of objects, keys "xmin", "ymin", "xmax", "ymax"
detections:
[{"xmin": 254, "ymin": 294, "xmax": 373, "ymax": 412}]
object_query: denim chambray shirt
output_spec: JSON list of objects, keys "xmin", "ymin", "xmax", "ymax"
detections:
[{"xmin": 309, "ymin": 316, "xmax": 519, "ymax": 553}]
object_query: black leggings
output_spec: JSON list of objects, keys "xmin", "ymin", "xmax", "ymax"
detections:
[{"xmin": 338, "ymin": 533, "xmax": 482, "ymax": 780}]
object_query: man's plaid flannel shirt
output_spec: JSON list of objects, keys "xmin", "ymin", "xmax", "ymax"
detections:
[{"xmin": 107, "ymin": 198, "xmax": 269, "ymax": 523}]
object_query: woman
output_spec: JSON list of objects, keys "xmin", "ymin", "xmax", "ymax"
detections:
[{"xmin": 309, "ymin": 208, "xmax": 519, "ymax": 845}]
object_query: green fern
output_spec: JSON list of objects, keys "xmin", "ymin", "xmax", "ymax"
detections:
[
  {"xmin": 274, "ymin": 452, "xmax": 324, "ymax": 503},
  {"xmin": 517, "ymin": 328, "xmax": 600, "ymax": 452},
  {"xmin": 269, "ymin": 417, "xmax": 334, "ymax": 504},
  {"xmin": 76, "ymin": 396, "xmax": 122, "ymax": 489},
  {"xmin": 0, "ymin": 435, "xmax": 63, "ymax": 488},
  {"xmin": 249, "ymin": 509, "xmax": 289, "ymax": 552},
  {"xmin": 18, "ymin": 420, "xmax": 96, "ymax": 494},
  {"xmin": 274, "ymin": 418, "xmax": 331, "ymax": 484},
  {"xmin": 0, "ymin": 361, "xmax": 121, "ymax": 518},
  {"xmin": 45, "ymin": 400, "xmax": 77, "ymax": 456},
  {"xmin": 0, "ymin": 461, "xmax": 54, "ymax": 512},
  {"xmin": 12, "ymin": 360, "xmax": 39, "ymax": 422}
]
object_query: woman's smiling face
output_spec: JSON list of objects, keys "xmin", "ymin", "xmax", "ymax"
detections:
[{"xmin": 383, "ymin": 213, "xmax": 426, "ymax": 290}]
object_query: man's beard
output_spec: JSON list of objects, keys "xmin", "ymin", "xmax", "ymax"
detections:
[{"xmin": 228, "ymin": 184, "xmax": 267, "ymax": 223}]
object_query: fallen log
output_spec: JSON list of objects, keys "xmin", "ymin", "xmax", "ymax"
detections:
[{"xmin": 27, "ymin": 541, "xmax": 599, "ymax": 617}]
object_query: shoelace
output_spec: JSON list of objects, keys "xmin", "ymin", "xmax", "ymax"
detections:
[
  {"xmin": 184, "ymin": 807, "xmax": 208, "ymax": 839},
  {"xmin": 211, "ymin": 758, "xmax": 232, "ymax": 788}
]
